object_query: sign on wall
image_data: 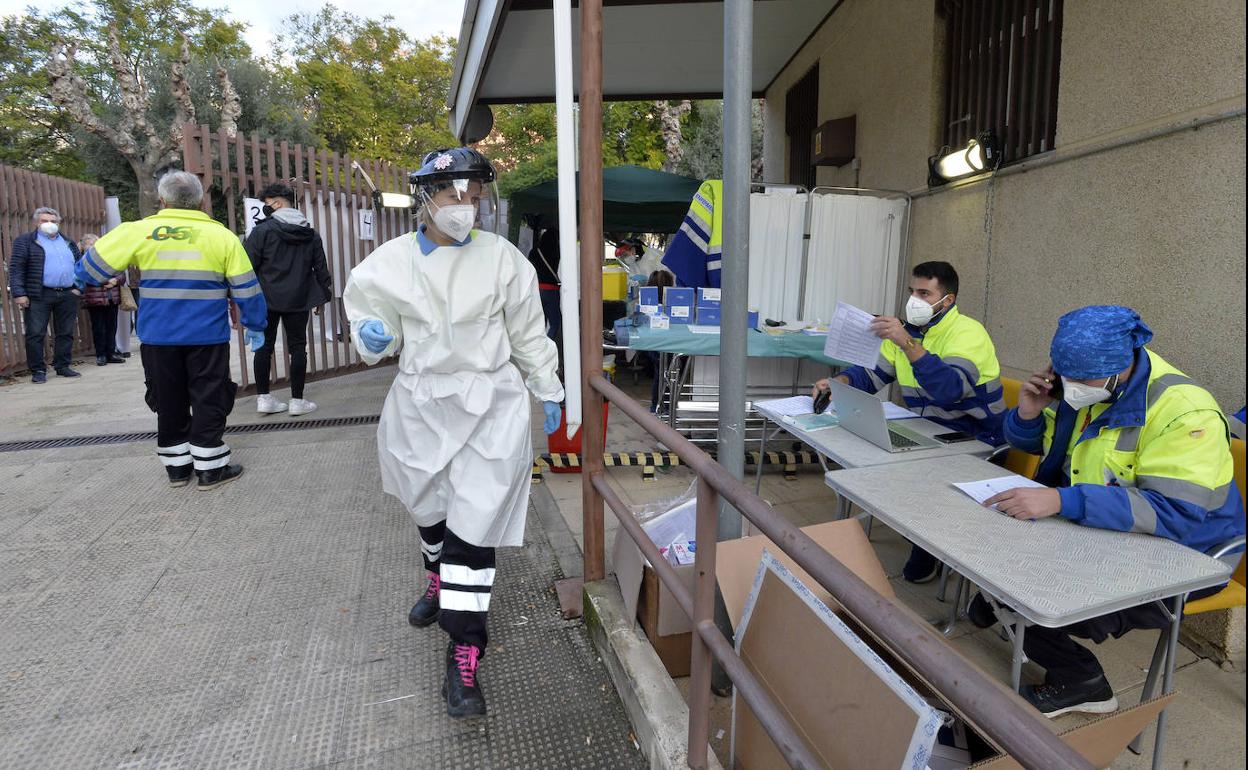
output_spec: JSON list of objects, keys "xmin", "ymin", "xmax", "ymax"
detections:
[
  {"xmin": 243, "ymin": 198, "xmax": 264, "ymax": 237},
  {"xmin": 358, "ymin": 209, "xmax": 375, "ymax": 241}
]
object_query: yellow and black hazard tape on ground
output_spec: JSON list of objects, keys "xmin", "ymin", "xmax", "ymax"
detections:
[{"xmin": 531, "ymin": 450, "xmax": 819, "ymax": 483}]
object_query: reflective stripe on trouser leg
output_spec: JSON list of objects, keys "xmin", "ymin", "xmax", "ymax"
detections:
[
  {"xmin": 157, "ymin": 442, "xmax": 193, "ymax": 467},
  {"xmin": 439, "ymin": 527, "xmax": 496, "ymax": 651},
  {"xmin": 190, "ymin": 443, "xmax": 231, "ymax": 471},
  {"xmin": 417, "ymin": 521, "xmax": 446, "ymax": 572}
]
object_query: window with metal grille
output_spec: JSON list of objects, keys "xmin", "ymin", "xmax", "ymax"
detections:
[
  {"xmin": 940, "ymin": 0, "xmax": 1064, "ymax": 164},
  {"xmin": 785, "ymin": 65, "xmax": 819, "ymax": 188}
]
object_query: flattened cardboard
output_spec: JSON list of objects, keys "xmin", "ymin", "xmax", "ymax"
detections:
[
  {"xmin": 732, "ymin": 553, "xmax": 941, "ymax": 769},
  {"xmin": 716, "ymin": 519, "xmax": 895, "ymax": 627},
  {"xmin": 970, "ymin": 693, "xmax": 1177, "ymax": 769}
]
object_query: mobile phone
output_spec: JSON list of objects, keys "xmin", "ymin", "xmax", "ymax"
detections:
[
  {"xmin": 1048, "ymin": 376, "xmax": 1063, "ymax": 400},
  {"xmin": 934, "ymin": 431, "xmax": 975, "ymax": 444}
]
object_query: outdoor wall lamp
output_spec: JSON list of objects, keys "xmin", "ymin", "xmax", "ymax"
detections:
[
  {"xmin": 352, "ymin": 160, "xmax": 417, "ymax": 209},
  {"xmin": 928, "ymin": 132, "xmax": 1000, "ymax": 185}
]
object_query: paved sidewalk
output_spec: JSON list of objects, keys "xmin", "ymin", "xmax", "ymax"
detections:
[{"xmin": 0, "ymin": 367, "xmax": 643, "ymax": 768}]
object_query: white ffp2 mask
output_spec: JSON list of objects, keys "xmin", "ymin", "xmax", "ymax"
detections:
[
  {"xmin": 432, "ymin": 204, "xmax": 475, "ymax": 243},
  {"xmin": 39, "ymin": 222, "xmax": 59, "ymax": 236},
  {"xmin": 904, "ymin": 294, "xmax": 948, "ymax": 326},
  {"xmin": 1061, "ymin": 375, "xmax": 1117, "ymax": 410}
]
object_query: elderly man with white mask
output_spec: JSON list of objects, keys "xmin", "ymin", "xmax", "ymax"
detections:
[{"xmin": 344, "ymin": 147, "xmax": 563, "ymax": 719}]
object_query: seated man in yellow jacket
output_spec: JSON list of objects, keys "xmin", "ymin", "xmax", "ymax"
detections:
[
  {"xmin": 814, "ymin": 261, "xmax": 1007, "ymax": 582},
  {"xmin": 971, "ymin": 305, "xmax": 1244, "ymax": 717}
]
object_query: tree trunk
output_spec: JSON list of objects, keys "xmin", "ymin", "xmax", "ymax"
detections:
[
  {"xmin": 657, "ymin": 100, "xmax": 692, "ymax": 173},
  {"xmin": 131, "ymin": 159, "xmax": 161, "ymax": 217}
]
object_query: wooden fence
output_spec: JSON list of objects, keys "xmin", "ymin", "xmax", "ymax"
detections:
[
  {"xmin": 1, "ymin": 164, "xmax": 107, "ymax": 377},
  {"xmin": 181, "ymin": 123, "xmax": 414, "ymax": 391}
]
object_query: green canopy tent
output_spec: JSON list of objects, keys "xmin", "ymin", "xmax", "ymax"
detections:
[{"xmin": 507, "ymin": 165, "xmax": 702, "ymax": 234}]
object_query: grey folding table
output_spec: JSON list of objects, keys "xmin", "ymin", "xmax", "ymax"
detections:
[{"xmin": 823, "ymin": 453, "xmax": 1232, "ymax": 770}]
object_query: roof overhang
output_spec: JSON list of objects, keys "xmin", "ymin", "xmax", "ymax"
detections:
[{"xmin": 449, "ymin": 0, "xmax": 842, "ymax": 140}]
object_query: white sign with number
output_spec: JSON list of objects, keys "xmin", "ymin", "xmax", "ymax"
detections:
[
  {"xmin": 358, "ymin": 209, "xmax": 375, "ymax": 241},
  {"xmin": 243, "ymin": 197, "xmax": 264, "ymax": 237}
]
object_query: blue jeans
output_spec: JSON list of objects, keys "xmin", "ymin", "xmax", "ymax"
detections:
[{"xmin": 23, "ymin": 288, "xmax": 79, "ymax": 373}]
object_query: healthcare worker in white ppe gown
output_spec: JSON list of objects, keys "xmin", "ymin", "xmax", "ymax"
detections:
[{"xmin": 344, "ymin": 147, "xmax": 563, "ymax": 718}]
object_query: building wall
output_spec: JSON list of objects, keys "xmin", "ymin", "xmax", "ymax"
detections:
[{"xmin": 763, "ymin": 0, "xmax": 1247, "ymax": 408}]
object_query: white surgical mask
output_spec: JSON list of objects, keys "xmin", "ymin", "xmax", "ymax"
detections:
[
  {"xmin": 431, "ymin": 203, "xmax": 476, "ymax": 243},
  {"xmin": 904, "ymin": 294, "xmax": 948, "ymax": 326},
  {"xmin": 1061, "ymin": 374, "xmax": 1118, "ymax": 410},
  {"xmin": 39, "ymin": 221, "xmax": 59, "ymax": 236}
]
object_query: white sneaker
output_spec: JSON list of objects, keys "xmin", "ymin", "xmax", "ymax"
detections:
[
  {"xmin": 257, "ymin": 394, "xmax": 288, "ymax": 414},
  {"xmin": 288, "ymin": 398, "xmax": 318, "ymax": 416}
]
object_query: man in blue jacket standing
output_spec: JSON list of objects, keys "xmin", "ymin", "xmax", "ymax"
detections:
[{"xmin": 8, "ymin": 207, "xmax": 83, "ymax": 383}]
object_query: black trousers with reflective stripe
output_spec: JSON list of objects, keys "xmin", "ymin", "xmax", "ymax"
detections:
[
  {"xmin": 141, "ymin": 343, "xmax": 237, "ymax": 457},
  {"xmin": 418, "ymin": 523, "xmax": 495, "ymax": 650}
]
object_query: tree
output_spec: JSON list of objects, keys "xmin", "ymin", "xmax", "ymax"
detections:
[
  {"xmin": 277, "ymin": 8, "xmax": 458, "ymax": 168},
  {"xmin": 675, "ymin": 100, "xmax": 765, "ymax": 182},
  {"xmin": 30, "ymin": 0, "xmax": 252, "ymax": 215}
]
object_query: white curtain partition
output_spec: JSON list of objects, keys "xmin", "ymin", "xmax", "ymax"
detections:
[
  {"xmin": 690, "ymin": 190, "xmax": 908, "ymax": 400},
  {"xmin": 803, "ymin": 192, "xmax": 908, "ymax": 322},
  {"xmin": 747, "ymin": 191, "xmax": 808, "ymax": 323}
]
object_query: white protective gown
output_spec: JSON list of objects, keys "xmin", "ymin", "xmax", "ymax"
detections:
[{"xmin": 343, "ymin": 229, "xmax": 564, "ymax": 548}]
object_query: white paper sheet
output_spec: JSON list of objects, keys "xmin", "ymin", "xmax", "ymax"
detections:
[
  {"xmin": 881, "ymin": 402, "xmax": 921, "ymax": 420},
  {"xmin": 823, "ymin": 301, "xmax": 882, "ymax": 368},
  {"xmin": 688, "ymin": 325, "xmax": 720, "ymax": 335},
  {"xmin": 754, "ymin": 395, "xmax": 816, "ymax": 418},
  {"xmin": 953, "ymin": 476, "xmax": 1048, "ymax": 509}
]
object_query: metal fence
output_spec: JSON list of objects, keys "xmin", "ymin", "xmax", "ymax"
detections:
[
  {"xmin": 0, "ymin": 164, "xmax": 107, "ymax": 377},
  {"xmin": 181, "ymin": 123, "xmax": 414, "ymax": 391}
]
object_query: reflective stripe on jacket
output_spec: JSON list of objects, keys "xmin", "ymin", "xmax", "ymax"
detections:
[
  {"xmin": 843, "ymin": 305, "xmax": 1006, "ymax": 444},
  {"xmin": 1004, "ymin": 348, "xmax": 1245, "ymax": 554}
]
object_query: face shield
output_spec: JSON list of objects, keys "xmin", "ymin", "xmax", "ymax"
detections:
[{"xmin": 416, "ymin": 178, "xmax": 501, "ymax": 236}]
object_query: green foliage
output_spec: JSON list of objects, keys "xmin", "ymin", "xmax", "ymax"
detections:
[
  {"xmin": 0, "ymin": 14, "xmax": 85, "ymax": 178},
  {"xmin": 277, "ymin": 7, "xmax": 458, "ymax": 168}
]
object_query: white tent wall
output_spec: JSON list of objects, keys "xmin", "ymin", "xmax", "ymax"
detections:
[
  {"xmin": 747, "ymin": 191, "xmax": 808, "ymax": 322},
  {"xmin": 803, "ymin": 192, "xmax": 908, "ymax": 320}
]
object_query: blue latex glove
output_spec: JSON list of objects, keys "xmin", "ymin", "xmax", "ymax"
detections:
[
  {"xmin": 244, "ymin": 329, "xmax": 265, "ymax": 352},
  {"xmin": 542, "ymin": 401, "xmax": 562, "ymax": 435},
  {"xmin": 358, "ymin": 319, "xmax": 394, "ymax": 353}
]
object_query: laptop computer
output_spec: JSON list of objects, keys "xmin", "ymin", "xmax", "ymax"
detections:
[{"xmin": 829, "ymin": 381, "xmax": 942, "ymax": 453}]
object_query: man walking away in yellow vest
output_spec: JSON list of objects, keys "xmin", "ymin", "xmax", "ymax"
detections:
[
  {"xmin": 969, "ymin": 305, "xmax": 1244, "ymax": 717},
  {"xmin": 76, "ymin": 172, "xmax": 268, "ymax": 490},
  {"xmin": 813, "ymin": 261, "xmax": 1007, "ymax": 582}
]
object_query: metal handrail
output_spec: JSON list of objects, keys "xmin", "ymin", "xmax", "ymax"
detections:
[{"xmin": 588, "ymin": 373, "xmax": 1093, "ymax": 770}]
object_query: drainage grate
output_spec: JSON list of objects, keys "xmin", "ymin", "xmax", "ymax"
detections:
[{"xmin": 0, "ymin": 415, "xmax": 380, "ymax": 453}]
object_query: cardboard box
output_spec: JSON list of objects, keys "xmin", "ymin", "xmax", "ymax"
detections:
[
  {"xmin": 638, "ymin": 286, "xmax": 660, "ymax": 315},
  {"xmin": 697, "ymin": 287, "xmax": 721, "ymax": 306},
  {"xmin": 642, "ymin": 312, "xmax": 669, "ymax": 330},
  {"xmin": 664, "ymin": 287, "xmax": 695, "ymax": 324},
  {"xmin": 696, "ymin": 305, "xmax": 721, "ymax": 325},
  {"xmin": 714, "ymin": 524, "xmax": 1182, "ymax": 770}
]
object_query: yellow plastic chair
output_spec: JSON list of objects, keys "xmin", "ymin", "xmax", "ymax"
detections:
[
  {"xmin": 1185, "ymin": 437, "xmax": 1247, "ymax": 613},
  {"xmin": 989, "ymin": 376, "xmax": 1042, "ymax": 478}
]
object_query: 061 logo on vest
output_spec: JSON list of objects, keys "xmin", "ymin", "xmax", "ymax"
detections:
[{"xmin": 147, "ymin": 225, "xmax": 197, "ymax": 243}]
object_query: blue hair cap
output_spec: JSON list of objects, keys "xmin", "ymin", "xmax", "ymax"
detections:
[{"xmin": 1050, "ymin": 305, "xmax": 1153, "ymax": 379}]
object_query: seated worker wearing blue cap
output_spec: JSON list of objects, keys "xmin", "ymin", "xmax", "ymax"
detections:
[
  {"xmin": 813, "ymin": 261, "xmax": 1007, "ymax": 583},
  {"xmin": 969, "ymin": 305, "xmax": 1245, "ymax": 718}
]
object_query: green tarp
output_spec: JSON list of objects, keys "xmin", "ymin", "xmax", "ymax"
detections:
[{"xmin": 507, "ymin": 165, "xmax": 702, "ymax": 234}]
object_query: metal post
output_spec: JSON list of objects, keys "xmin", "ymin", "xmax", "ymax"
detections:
[
  {"xmin": 687, "ymin": 477, "xmax": 719, "ymax": 769},
  {"xmin": 578, "ymin": 0, "xmax": 606, "ymax": 582},
  {"xmin": 1151, "ymin": 594, "xmax": 1185, "ymax": 770},
  {"xmin": 719, "ymin": 0, "xmax": 752, "ymax": 539}
]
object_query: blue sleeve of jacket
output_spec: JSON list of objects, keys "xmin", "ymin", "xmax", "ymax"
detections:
[
  {"xmin": 910, "ymin": 352, "xmax": 975, "ymax": 405},
  {"xmin": 842, "ymin": 364, "xmax": 895, "ymax": 393},
  {"xmin": 9, "ymin": 235, "xmax": 30, "ymax": 296},
  {"xmin": 74, "ymin": 248, "xmax": 121, "ymax": 287},
  {"xmin": 660, "ymin": 230, "xmax": 708, "ymax": 288},
  {"xmin": 1004, "ymin": 408, "xmax": 1046, "ymax": 454},
  {"xmin": 1057, "ymin": 485, "xmax": 1208, "ymax": 544}
]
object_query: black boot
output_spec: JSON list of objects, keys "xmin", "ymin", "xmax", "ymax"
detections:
[
  {"xmin": 408, "ymin": 571, "xmax": 441, "ymax": 627},
  {"xmin": 442, "ymin": 642, "xmax": 486, "ymax": 718},
  {"xmin": 196, "ymin": 464, "xmax": 244, "ymax": 490},
  {"xmin": 166, "ymin": 465, "xmax": 194, "ymax": 488}
]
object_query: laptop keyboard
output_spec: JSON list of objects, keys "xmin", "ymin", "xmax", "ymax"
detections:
[{"xmin": 888, "ymin": 430, "xmax": 921, "ymax": 449}]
